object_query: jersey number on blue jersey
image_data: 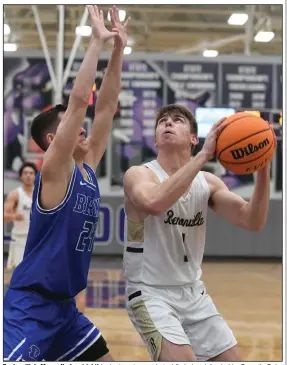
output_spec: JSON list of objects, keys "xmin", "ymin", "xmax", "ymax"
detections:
[{"xmin": 75, "ymin": 221, "xmax": 97, "ymax": 252}]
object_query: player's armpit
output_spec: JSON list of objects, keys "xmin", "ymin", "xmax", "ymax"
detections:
[
  {"xmin": 205, "ymin": 172, "xmax": 260, "ymax": 231},
  {"xmin": 123, "ymin": 166, "xmax": 162, "ymax": 216},
  {"xmin": 4, "ymin": 190, "xmax": 19, "ymax": 222},
  {"xmin": 39, "ymin": 160, "xmax": 75, "ymax": 210}
]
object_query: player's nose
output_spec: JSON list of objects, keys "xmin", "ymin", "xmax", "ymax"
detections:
[
  {"xmin": 80, "ymin": 127, "xmax": 86, "ymax": 136},
  {"xmin": 165, "ymin": 117, "xmax": 173, "ymax": 126}
]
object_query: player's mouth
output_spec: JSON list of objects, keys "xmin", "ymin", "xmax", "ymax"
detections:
[{"xmin": 163, "ymin": 130, "xmax": 174, "ymax": 135}]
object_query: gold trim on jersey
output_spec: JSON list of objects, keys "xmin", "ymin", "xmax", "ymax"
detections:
[{"xmin": 127, "ymin": 218, "xmax": 144, "ymax": 242}]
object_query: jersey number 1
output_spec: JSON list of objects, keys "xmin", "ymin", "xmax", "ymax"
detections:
[{"xmin": 75, "ymin": 221, "xmax": 97, "ymax": 252}]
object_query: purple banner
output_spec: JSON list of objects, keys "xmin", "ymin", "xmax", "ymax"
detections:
[
  {"xmin": 167, "ymin": 61, "xmax": 219, "ymax": 111},
  {"xmin": 222, "ymin": 63, "xmax": 273, "ymax": 109},
  {"xmin": 4, "ymin": 58, "xmax": 52, "ymax": 174}
]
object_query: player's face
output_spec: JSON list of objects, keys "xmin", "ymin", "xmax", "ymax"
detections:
[
  {"xmin": 155, "ymin": 113, "xmax": 197, "ymax": 150},
  {"xmin": 20, "ymin": 167, "xmax": 36, "ymax": 186},
  {"xmin": 73, "ymin": 126, "xmax": 89, "ymax": 157}
]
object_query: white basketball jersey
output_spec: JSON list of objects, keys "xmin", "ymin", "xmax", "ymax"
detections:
[
  {"xmin": 11, "ymin": 187, "xmax": 32, "ymax": 238},
  {"xmin": 123, "ymin": 160, "xmax": 210, "ymax": 286}
]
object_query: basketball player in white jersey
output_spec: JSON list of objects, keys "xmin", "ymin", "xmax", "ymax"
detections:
[
  {"xmin": 123, "ymin": 104, "xmax": 272, "ymax": 361},
  {"xmin": 4, "ymin": 162, "xmax": 38, "ymax": 270}
]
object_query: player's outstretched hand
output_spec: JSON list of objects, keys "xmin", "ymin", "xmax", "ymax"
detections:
[
  {"xmin": 201, "ymin": 118, "xmax": 227, "ymax": 161},
  {"xmin": 109, "ymin": 5, "xmax": 131, "ymax": 49},
  {"xmin": 87, "ymin": 5, "xmax": 119, "ymax": 43}
]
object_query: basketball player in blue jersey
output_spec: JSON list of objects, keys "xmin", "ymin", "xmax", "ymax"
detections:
[{"xmin": 4, "ymin": 5, "xmax": 130, "ymax": 362}]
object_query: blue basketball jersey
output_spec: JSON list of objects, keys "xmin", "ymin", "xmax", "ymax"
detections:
[{"xmin": 9, "ymin": 163, "xmax": 100, "ymax": 298}]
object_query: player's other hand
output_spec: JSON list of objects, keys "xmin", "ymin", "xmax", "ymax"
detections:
[
  {"xmin": 14, "ymin": 213, "xmax": 25, "ymax": 221},
  {"xmin": 109, "ymin": 5, "xmax": 131, "ymax": 50},
  {"xmin": 200, "ymin": 118, "xmax": 227, "ymax": 161},
  {"xmin": 269, "ymin": 123, "xmax": 277, "ymax": 149},
  {"xmin": 87, "ymin": 5, "xmax": 119, "ymax": 43}
]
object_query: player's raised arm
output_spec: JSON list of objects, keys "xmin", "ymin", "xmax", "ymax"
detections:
[
  {"xmin": 85, "ymin": 6, "xmax": 131, "ymax": 171},
  {"xmin": 205, "ymin": 163, "xmax": 271, "ymax": 232},
  {"xmin": 40, "ymin": 6, "xmax": 118, "ymax": 177}
]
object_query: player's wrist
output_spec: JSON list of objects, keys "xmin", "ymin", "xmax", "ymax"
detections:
[
  {"xmin": 90, "ymin": 36, "xmax": 105, "ymax": 48},
  {"xmin": 196, "ymin": 150, "xmax": 210, "ymax": 165},
  {"xmin": 256, "ymin": 162, "xmax": 271, "ymax": 178}
]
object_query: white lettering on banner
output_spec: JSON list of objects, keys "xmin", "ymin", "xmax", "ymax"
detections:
[
  {"xmin": 186, "ymin": 82, "xmax": 216, "ymax": 90},
  {"xmin": 143, "ymin": 109, "xmax": 156, "ymax": 118},
  {"xmin": 228, "ymin": 83, "xmax": 266, "ymax": 91},
  {"xmin": 183, "ymin": 64, "xmax": 202, "ymax": 73},
  {"xmin": 229, "ymin": 92, "xmax": 244, "ymax": 100},
  {"xmin": 122, "ymin": 71, "xmax": 160, "ymax": 80},
  {"xmin": 131, "ymin": 80, "xmax": 161, "ymax": 88},
  {"xmin": 143, "ymin": 100, "xmax": 157, "ymax": 108},
  {"xmin": 119, "ymin": 119, "xmax": 134, "ymax": 127},
  {"xmin": 120, "ymin": 109, "xmax": 134, "ymax": 117},
  {"xmin": 143, "ymin": 90, "xmax": 157, "ymax": 98},
  {"xmin": 128, "ymin": 62, "xmax": 148, "ymax": 72},
  {"xmin": 171, "ymin": 72, "xmax": 214, "ymax": 81},
  {"xmin": 238, "ymin": 66, "xmax": 257, "ymax": 74}
]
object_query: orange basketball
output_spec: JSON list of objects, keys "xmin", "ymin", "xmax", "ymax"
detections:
[{"xmin": 215, "ymin": 112, "xmax": 275, "ymax": 175}]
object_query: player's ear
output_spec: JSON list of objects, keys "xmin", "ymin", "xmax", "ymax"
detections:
[
  {"xmin": 46, "ymin": 133, "xmax": 55, "ymax": 145},
  {"xmin": 190, "ymin": 134, "xmax": 199, "ymax": 146}
]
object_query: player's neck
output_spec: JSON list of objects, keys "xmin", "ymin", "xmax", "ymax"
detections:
[
  {"xmin": 157, "ymin": 149, "xmax": 191, "ymax": 175},
  {"xmin": 74, "ymin": 159, "xmax": 89, "ymax": 181},
  {"xmin": 22, "ymin": 184, "xmax": 33, "ymax": 195}
]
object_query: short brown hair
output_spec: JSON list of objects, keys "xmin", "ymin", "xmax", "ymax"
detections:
[
  {"xmin": 19, "ymin": 162, "xmax": 38, "ymax": 177},
  {"xmin": 155, "ymin": 104, "xmax": 198, "ymax": 135},
  {"xmin": 30, "ymin": 104, "xmax": 67, "ymax": 151}
]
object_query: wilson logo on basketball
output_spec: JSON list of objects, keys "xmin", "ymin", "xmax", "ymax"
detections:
[{"xmin": 230, "ymin": 138, "xmax": 270, "ymax": 160}]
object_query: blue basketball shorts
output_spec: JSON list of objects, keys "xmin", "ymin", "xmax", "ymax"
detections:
[{"xmin": 4, "ymin": 288, "xmax": 104, "ymax": 361}]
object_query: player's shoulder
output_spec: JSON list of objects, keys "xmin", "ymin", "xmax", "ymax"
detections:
[
  {"xmin": 123, "ymin": 165, "xmax": 157, "ymax": 186},
  {"xmin": 8, "ymin": 188, "xmax": 20, "ymax": 199},
  {"xmin": 202, "ymin": 171, "xmax": 228, "ymax": 191}
]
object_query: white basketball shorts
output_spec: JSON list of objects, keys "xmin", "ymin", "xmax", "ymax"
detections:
[
  {"xmin": 126, "ymin": 280, "xmax": 237, "ymax": 361},
  {"xmin": 7, "ymin": 237, "xmax": 26, "ymax": 269}
]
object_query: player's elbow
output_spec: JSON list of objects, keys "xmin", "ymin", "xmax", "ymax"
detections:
[
  {"xmin": 69, "ymin": 92, "xmax": 89, "ymax": 109},
  {"xmin": 243, "ymin": 219, "xmax": 266, "ymax": 232},
  {"xmin": 248, "ymin": 221, "xmax": 265, "ymax": 232},
  {"xmin": 146, "ymin": 203, "xmax": 162, "ymax": 216},
  {"xmin": 134, "ymin": 197, "xmax": 163, "ymax": 216},
  {"xmin": 144, "ymin": 197, "xmax": 165, "ymax": 216}
]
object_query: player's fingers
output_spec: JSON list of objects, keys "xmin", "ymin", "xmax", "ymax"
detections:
[
  {"xmin": 215, "ymin": 121, "xmax": 228, "ymax": 136},
  {"xmin": 111, "ymin": 5, "xmax": 116, "ymax": 21},
  {"xmin": 115, "ymin": 6, "xmax": 120, "ymax": 22},
  {"xmin": 215, "ymin": 117, "xmax": 227, "ymax": 128},
  {"xmin": 99, "ymin": 9, "xmax": 104, "ymax": 21},
  {"xmin": 109, "ymin": 8, "xmax": 114, "ymax": 23},
  {"xmin": 106, "ymin": 30, "xmax": 120, "ymax": 40},
  {"xmin": 124, "ymin": 16, "xmax": 131, "ymax": 27},
  {"xmin": 87, "ymin": 5, "xmax": 95, "ymax": 19},
  {"xmin": 93, "ymin": 5, "xmax": 99, "ymax": 18}
]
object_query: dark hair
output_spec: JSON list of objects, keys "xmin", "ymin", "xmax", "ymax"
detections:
[
  {"xmin": 155, "ymin": 104, "xmax": 198, "ymax": 136},
  {"xmin": 19, "ymin": 162, "xmax": 38, "ymax": 177},
  {"xmin": 30, "ymin": 104, "xmax": 67, "ymax": 151}
]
